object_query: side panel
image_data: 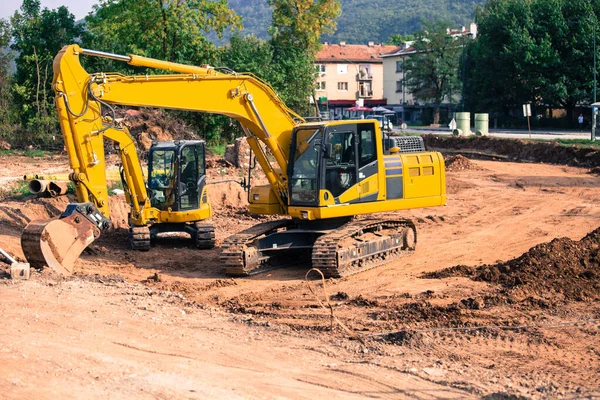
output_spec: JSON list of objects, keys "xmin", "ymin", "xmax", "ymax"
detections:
[
  {"xmin": 383, "ymin": 154, "xmax": 403, "ymax": 200},
  {"xmin": 402, "ymin": 152, "xmax": 444, "ymax": 199}
]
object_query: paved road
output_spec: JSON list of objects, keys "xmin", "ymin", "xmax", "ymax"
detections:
[{"xmin": 402, "ymin": 126, "xmax": 596, "ymax": 141}]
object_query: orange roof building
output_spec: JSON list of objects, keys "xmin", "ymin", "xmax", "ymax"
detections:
[{"xmin": 314, "ymin": 42, "xmax": 397, "ymax": 113}]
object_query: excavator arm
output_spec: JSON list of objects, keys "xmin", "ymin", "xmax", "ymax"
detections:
[
  {"xmin": 55, "ymin": 44, "xmax": 304, "ymax": 212},
  {"xmin": 22, "ymin": 44, "xmax": 305, "ymax": 273}
]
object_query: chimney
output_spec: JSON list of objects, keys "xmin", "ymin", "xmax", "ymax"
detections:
[
  {"xmin": 340, "ymin": 41, "xmax": 346, "ymax": 46},
  {"xmin": 368, "ymin": 41, "xmax": 374, "ymax": 47}
]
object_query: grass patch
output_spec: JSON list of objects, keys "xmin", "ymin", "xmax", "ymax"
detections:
[
  {"xmin": 0, "ymin": 149, "xmax": 53, "ymax": 157},
  {"xmin": 549, "ymin": 138, "xmax": 600, "ymax": 148},
  {"xmin": 208, "ymin": 143, "xmax": 226, "ymax": 156},
  {"xmin": 0, "ymin": 180, "xmax": 33, "ymax": 200}
]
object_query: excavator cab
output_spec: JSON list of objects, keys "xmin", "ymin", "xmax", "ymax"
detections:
[
  {"xmin": 148, "ymin": 140, "xmax": 206, "ymax": 212},
  {"xmin": 126, "ymin": 139, "xmax": 214, "ymax": 252}
]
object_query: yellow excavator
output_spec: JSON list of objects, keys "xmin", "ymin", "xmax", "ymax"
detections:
[
  {"xmin": 22, "ymin": 44, "xmax": 446, "ymax": 278},
  {"xmin": 21, "ymin": 48, "xmax": 216, "ymax": 275}
]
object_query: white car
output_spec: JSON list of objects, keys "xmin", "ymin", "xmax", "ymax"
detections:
[{"xmin": 365, "ymin": 115, "xmax": 393, "ymax": 131}]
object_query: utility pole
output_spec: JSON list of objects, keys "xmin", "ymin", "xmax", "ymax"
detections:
[
  {"xmin": 594, "ymin": 22, "xmax": 597, "ymax": 140},
  {"xmin": 461, "ymin": 34, "xmax": 468, "ymax": 112}
]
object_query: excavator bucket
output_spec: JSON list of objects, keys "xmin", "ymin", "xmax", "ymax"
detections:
[{"xmin": 21, "ymin": 203, "xmax": 110, "ymax": 275}]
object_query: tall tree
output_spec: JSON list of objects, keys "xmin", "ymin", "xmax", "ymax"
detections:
[
  {"xmin": 85, "ymin": 0, "xmax": 242, "ymax": 70},
  {"xmin": 404, "ymin": 20, "xmax": 463, "ymax": 125},
  {"xmin": 11, "ymin": 0, "xmax": 84, "ymax": 146},
  {"xmin": 387, "ymin": 33, "xmax": 415, "ymax": 46},
  {"xmin": 267, "ymin": 0, "xmax": 340, "ymax": 114},
  {"xmin": 467, "ymin": 0, "xmax": 599, "ymax": 122},
  {"xmin": 0, "ymin": 18, "xmax": 16, "ymax": 143},
  {"xmin": 220, "ymin": 34, "xmax": 274, "ymax": 80}
]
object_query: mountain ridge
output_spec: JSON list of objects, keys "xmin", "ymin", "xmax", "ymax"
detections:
[{"xmin": 224, "ymin": 0, "xmax": 486, "ymax": 44}]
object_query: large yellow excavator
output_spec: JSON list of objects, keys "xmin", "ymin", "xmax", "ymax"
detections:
[{"xmin": 22, "ymin": 44, "xmax": 446, "ymax": 278}]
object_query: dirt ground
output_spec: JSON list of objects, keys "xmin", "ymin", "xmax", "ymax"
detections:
[{"xmin": 1, "ymin": 148, "xmax": 600, "ymax": 399}]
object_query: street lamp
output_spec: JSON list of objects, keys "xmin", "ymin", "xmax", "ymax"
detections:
[
  {"xmin": 594, "ymin": 21, "xmax": 596, "ymax": 104},
  {"xmin": 461, "ymin": 33, "xmax": 472, "ymax": 112}
]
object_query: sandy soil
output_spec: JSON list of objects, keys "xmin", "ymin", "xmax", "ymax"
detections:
[{"xmin": 1, "ymin": 153, "xmax": 599, "ymax": 399}]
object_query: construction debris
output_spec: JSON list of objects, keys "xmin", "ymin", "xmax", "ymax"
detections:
[{"xmin": 0, "ymin": 247, "xmax": 30, "ymax": 280}]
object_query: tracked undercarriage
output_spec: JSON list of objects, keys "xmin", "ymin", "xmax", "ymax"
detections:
[
  {"xmin": 220, "ymin": 217, "xmax": 417, "ymax": 278},
  {"xmin": 129, "ymin": 222, "xmax": 216, "ymax": 251}
]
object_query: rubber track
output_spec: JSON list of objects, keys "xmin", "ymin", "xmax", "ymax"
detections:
[
  {"xmin": 312, "ymin": 218, "xmax": 417, "ymax": 278},
  {"xmin": 194, "ymin": 223, "xmax": 216, "ymax": 249},
  {"xmin": 129, "ymin": 226, "xmax": 150, "ymax": 251},
  {"xmin": 220, "ymin": 219, "xmax": 293, "ymax": 276}
]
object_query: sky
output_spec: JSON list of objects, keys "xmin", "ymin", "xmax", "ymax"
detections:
[{"xmin": 0, "ymin": 0, "xmax": 99, "ymax": 21}]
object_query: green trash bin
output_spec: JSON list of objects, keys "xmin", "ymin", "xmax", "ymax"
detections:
[
  {"xmin": 456, "ymin": 112, "xmax": 471, "ymax": 136},
  {"xmin": 474, "ymin": 113, "xmax": 489, "ymax": 136}
]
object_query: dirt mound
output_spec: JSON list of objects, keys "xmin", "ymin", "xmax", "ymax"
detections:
[
  {"xmin": 209, "ymin": 181, "xmax": 247, "ymax": 213},
  {"xmin": 117, "ymin": 108, "xmax": 199, "ymax": 151},
  {"xmin": 0, "ymin": 194, "xmax": 131, "ymax": 233},
  {"xmin": 424, "ymin": 135, "xmax": 600, "ymax": 167},
  {"xmin": 0, "ymin": 196, "xmax": 71, "ymax": 230},
  {"xmin": 426, "ymin": 227, "xmax": 600, "ymax": 303},
  {"xmin": 445, "ymin": 154, "xmax": 484, "ymax": 172}
]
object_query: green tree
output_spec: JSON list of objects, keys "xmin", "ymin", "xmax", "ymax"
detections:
[
  {"xmin": 0, "ymin": 18, "xmax": 17, "ymax": 143},
  {"xmin": 404, "ymin": 21, "xmax": 463, "ymax": 125},
  {"xmin": 467, "ymin": 0, "xmax": 599, "ymax": 123},
  {"xmin": 388, "ymin": 33, "xmax": 415, "ymax": 45},
  {"xmin": 85, "ymin": 0, "xmax": 242, "ymax": 70},
  {"xmin": 220, "ymin": 34, "xmax": 274, "ymax": 80},
  {"xmin": 83, "ymin": 0, "xmax": 243, "ymax": 145},
  {"xmin": 267, "ymin": 0, "xmax": 341, "ymax": 115},
  {"xmin": 11, "ymin": 0, "xmax": 84, "ymax": 147}
]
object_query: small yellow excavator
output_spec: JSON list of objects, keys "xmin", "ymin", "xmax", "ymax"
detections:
[
  {"xmin": 22, "ymin": 44, "xmax": 446, "ymax": 277},
  {"xmin": 21, "ymin": 49, "xmax": 215, "ymax": 275}
]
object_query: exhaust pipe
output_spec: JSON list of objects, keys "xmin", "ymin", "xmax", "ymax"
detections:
[{"xmin": 27, "ymin": 179, "xmax": 69, "ymax": 197}]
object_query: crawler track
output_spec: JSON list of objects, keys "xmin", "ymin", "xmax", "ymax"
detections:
[
  {"xmin": 129, "ymin": 226, "xmax": 151, "ymax": 251},
  {"xmin": 220, "ymin": 218, "xmax": 416, "ymax": 278},
  {"xmin": 220, "ymin": 219, "xmax": 295, "ymax": 276},
  {"xmin": 312, "ymin": 219, "xmax": 417, "ymax": 278},
  {"xmin": 193, "ymin": 223, "xmax": 216, "ymax": 249}
]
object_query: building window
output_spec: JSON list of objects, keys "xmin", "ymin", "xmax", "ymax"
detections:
[
  {"xmin": 337, "ymin": 82, "xmax": 348, "ymax": 91},
  {"xmin": 396, "ymin": 60, "xmax": 403, "ymax": 72},
  {"xmin": 315, "ymin": 64, "xmax": 326, "ymax": 74},
  {"xmin": 396, "ymin": 80, "xmax": 403, "ymax": 92},
  {"xmin": 337, "ymin": 64, "xmax": 348, "ymax": 75},
  {"xmin": 316, "ymin": 81, "xmax": 326, "ymax": 91},
  {"xmin": 358, "ymin": 64, "xmax": 372, "ymax": 79},
  {"xmin": 358, "ymin": 82, "xmax": 372, "ymax": 97}
]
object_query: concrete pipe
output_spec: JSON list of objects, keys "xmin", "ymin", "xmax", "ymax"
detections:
[
  {"xmin": 456, "ymin": 112, "xmax": 471, "ymax": 136},
  {"xmin": 27, "ymin": 179, "xmax": 49, "ymax": 195},
  {"xmin": 48, "ymin": 181, "xmax": 69, "ymax": 197},
  {"xmin": 474, "ymin": 113, "xmax": 489, "ymax": 136},
  {"xmin": 27, "ymin": 179, "xmax": 69, "ymax": 197}
]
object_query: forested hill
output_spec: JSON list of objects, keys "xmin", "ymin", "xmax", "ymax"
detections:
[{"xmin": 225, "ymin": 0, "xmax": 486, "ymax": 44}]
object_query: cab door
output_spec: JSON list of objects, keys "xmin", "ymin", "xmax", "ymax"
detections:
[
  {"xmin": 323, "ymin": 126, "xmax": 359, "ymax": 203},
  {"xmin": 178, "ymin": 144, "xmax": 201, "ymax": 210},
  {"xmin": 356, "ymin": 122, "xmax": 379, "ymax": 202}
]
